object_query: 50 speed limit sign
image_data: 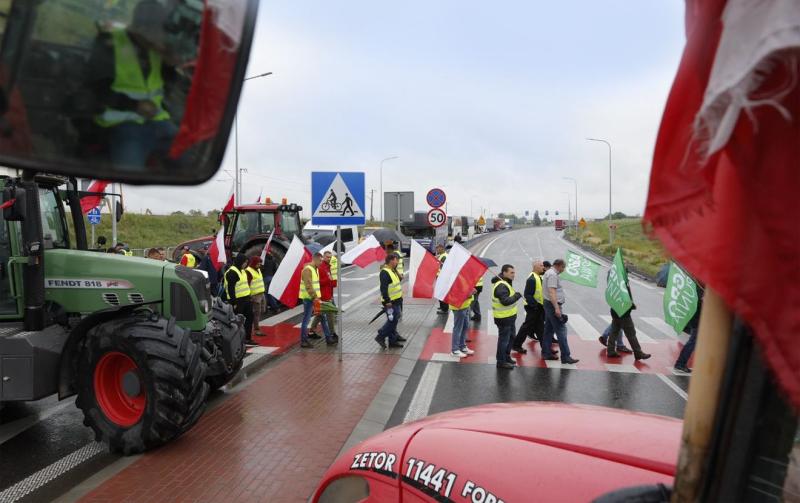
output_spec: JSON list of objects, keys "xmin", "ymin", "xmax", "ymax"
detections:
[{"xmin": 427, "ymin": 208, "xmax": 447, "ymax": 228}]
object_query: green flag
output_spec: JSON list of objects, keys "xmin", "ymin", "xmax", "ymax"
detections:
[
  {"xmin": 605, "ymin": 248, "xmax": 633, "ymax": 317},
  {"xmin": 561, "ymin": 250, "xmax": 601, "ymax": 287},
  {"xmin": 663, "ymin": 262, "xmax": 698, "ymax": 333}
]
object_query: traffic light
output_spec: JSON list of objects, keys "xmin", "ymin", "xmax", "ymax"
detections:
[{"xmin": 555, "ymin": 211, "xmax": 559, "ymax": 216}]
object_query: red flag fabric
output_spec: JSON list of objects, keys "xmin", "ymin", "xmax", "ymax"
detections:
[
  {"xmin": 408, "ymin": 240, "xmax": 439, "ymax": 299},
  {"xmin": 644, "ymin": 0, "xmax": 800, "ymax": 405},
  {"xmin": 433, "ymin": 243, "xmax": 488, "ymax": 307},
  {"xmin": 259, "ymin": 229, "xmax": 275, "ymax": 264},
  {"xmin": 267, "ymin": 236, "xmax": 312, "ymax": 308},
  {"xmin": 341, "ymin": 235, "xmax": 386, "ymax": 268},
  {"xmin": 80, "ymin": 180, "xmax": 109, "ymax": 214},
  {"xmin": 208, "ymin": 226, "xmax": 227, "ymax": 269},
  {"xmin": 222, "ymin": 190, "xmax": 235, "ymax": 214}
]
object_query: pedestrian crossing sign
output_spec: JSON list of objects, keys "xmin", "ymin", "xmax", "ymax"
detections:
[{"xmin": 311, "ymin": 171, "xmax": 366, "ymax": 225}]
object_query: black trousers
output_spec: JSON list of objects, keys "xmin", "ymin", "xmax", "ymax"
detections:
[
  {"xmin": 234, "ymin": 298, "xmax": 254, "ymax": 340},
  {"xmin": 608, "ymin": 313, "xmax": 643, "ymax": 355},
  {"xmin": 513, "ymin": 303, "xmax": 544, "ymax": 349}
]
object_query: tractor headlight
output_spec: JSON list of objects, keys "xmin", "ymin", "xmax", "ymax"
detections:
[{"xmin": 200, "ymin": 299, "xmax": 210, "ymax": 314}]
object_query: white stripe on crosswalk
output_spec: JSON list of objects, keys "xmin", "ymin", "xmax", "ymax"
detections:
[
  {"xmin": 486, "ymin": 310, "xmax": 498, "ymax": 335},
  {"xmin": 599, "ymin": 315, "xmax": 658, "ymax": 344},
  {"xmin": 545, "ymin": 360, "xmax": 578, "ymax": 369},
  {"xmin": 431, "ymin": 352, "xmax": 461, "ymax": 362},
  {"xmin": 567, "ymin": 314, "xmax": 601, "ymax": 341},
  {"xmin": 605, "ymin": 363, "xmax": 641, "ymax": 373},
  {"xmin": 443, "ymin": 311, "xmax": 454, "ymax": 333},
  {"xmin": 641, "ymin": 317, "xmax": 685, "ymax": 342}
]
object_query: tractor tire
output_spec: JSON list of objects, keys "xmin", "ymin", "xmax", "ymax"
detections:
[
  {"xmin": 75, "ymin": 313, "xmax": 209, "ymax": 455},
  {"xmin": 205, "ymin": 298, "xmax": 246, "ymax": 390},
  {"xmin": 244, "ymin": 243, "xmax": 286, "ymax": 269}
]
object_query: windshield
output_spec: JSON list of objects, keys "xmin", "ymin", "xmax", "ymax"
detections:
[
  {"xmin": 231, "ymin": 211, "xmax": 275, "ymax": 250},
  {"xmin": 401, "ymin": 226, "xmax": 433, "ymax": 238},
  {"xmin": 280, "ymin": 211, "xmax": 300, "ymax": 239},
  {"xmin": 39, "ymin": 188, "xmax": 69, "ymax": 249}
]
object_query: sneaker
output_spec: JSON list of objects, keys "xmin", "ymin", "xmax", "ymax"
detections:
[
  {"xmin": 374, "ymin": 335, "xmax": 386, "ymax": 349},
  {"xmin": 451, "ymin": 350, "xmax": 466, "ymax": 358},
  {"xmin": 674, "ymin": 365, "xmax": 692, "ymax": 374},
  {"xmin": 460, "ymin": 348, "xmax": 475, "ymax": 355}
]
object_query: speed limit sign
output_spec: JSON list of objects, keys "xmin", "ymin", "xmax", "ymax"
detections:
[{"xmin": 427, "ymin": 208, "xmax": 447, "ymax": 228}]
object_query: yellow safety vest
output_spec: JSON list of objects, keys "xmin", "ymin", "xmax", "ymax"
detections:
[
  {"xmin": 524, "ymin": 272, "xmax": 544, "ymax": 306},
  {"xmin": 395, "ymin": 252, "xmax": 404, "ymax": 276},
  {"xmin": 225, "ymin": 266, "xmax": 251, "ymax": 299},
  {"xmin": 436, "ymin": 252, "xmax": 447, "ymax": 277},
  {"xmin": 182, "ymin": 253, "xmax": 196, "ymax": 268},
  {"xmin": 123, "ymin": 250, "xmax": 133, "ymax": 257},
  {"xmin": 299, "ymin": 265, "xmax": 321, "ymax": 300},
  {"xmin": 382, "ymin": 267, "xmax": 403, "ymax": 301},
  {"xmin": 330, "ymin": 256, "xmax": 338, "ymax": 281},
  {"xmin": 96, "ymin": 29, "xmax": 170, "ymax": 127},
  {"xmin": 475, "ymin": 275, "xmax": 484, "ymax": 288},
  {"xmin": 246, "ymin": 266, "xmax": 265, "ymax": 295},
  {"xmin": 449, "ymin": 295, "xmax": 473, "ymax": 311},
  {"xmin": 492, "ymin": 280, "xmax": 518, "ymax": 319}
]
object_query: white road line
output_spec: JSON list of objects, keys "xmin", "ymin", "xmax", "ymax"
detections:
[
  {"xmin": 342, "ymin": 286, "xmax": 379, "ymax": 311},
  {"xmin": 403, "ymin": 363, "xmax": 442, "ymax": 423},
  {"xmin": 535, "ymin": 230, "xmax": 544, "ymax": 258},
  {"xmin": 640, "ymin": 317, "xmax": 682, "ymax": 341},
  {"xmin": 516, "ymin": 237, "xmax": 533, "ymax": 261},
  {"xmin": 657, "ymin": 373, "xmax": 688, "ymax": 400},
  {"xmin": 599, "ymin": 315, "xmax": 658, "ymax": 344},
  {"xmin": 631, "ymin": 278, "xmax": 656, "ymax": 291},
  {"xmin": 567, "ymin": 314, "xmax": 601, "ymax": 341},
  {"xmin": 0, "ymin": 399, "xmax": 75, "ymax": 446},
  {"xmin": 443, "ymin": 311, "xmax": 454, "ymax": 333},
  {"xmin": 260, "ymin": 305, "xmax": 303, "ymax": 327},
  {"xmin": 480, "ymin": 236, "xmax": 503, "ymax": 258},
  {"xmin": 486, "ymin": 310, "xmax": 498, "ymax": 335},
  {"xmin": 545, "ymin": 360, "xmax": 578, "ymax": 370},
  {"xmin": 605, "ymin": 364, "xmax": 641, "ymax": 373},
  {"xmin": 0, "ymin": 442, "xmax": 106, "ymax": 502},
  {"xmin": 431, "ymin": 353, "xmax": 460, "ymax": 362}
]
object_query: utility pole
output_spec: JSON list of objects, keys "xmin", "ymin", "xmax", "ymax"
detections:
[
  {"xmin": 369, "ymin": 189, "xmax": 375, "ymax": 221},
  {"xmin": 234, "ymin": 72, "xmax": 272, "ymax": 204}
]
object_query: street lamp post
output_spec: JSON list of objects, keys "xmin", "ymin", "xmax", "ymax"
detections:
[
  {"xmin": 563, "ymin": 176, "xmax": 578, "ymax": 231},
  {"xmin": 562, "ymin": 192, "xmax": 572, "ymax": 224},
  {"xmin": 234, "ymin": 72, "xmax": 273, "ymax": 205},
  {"xmin": 379, "ymin": 156, "xmax": 399, "ymax": 222},
  {"xmin": 587, "ymin": 138, "xmax": 612, "ymax": 241}
]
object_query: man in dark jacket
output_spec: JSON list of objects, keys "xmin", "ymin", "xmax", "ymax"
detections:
[
  {"xmin": 197, "ymin": 244, "xmax": 220, "ymax": 296},
  {"xmin": 674, "ymin": 283, "xmax": 704, "ymax": 373},
  {"xmin": 512, "ymin": 260, "xmax": 545, "ymax": 353},
  {"xmin": 261, "ymin": 250, "xmax": 280, "ymax": 311},
  {"xmin": 225, "ymin": 253, "xmax": 254, "ymax": 345},
  {"xmin": 492, "ymin": 265, "xmax": 522, "ymax": 370},
  {"xmin": 374, "ymin": 254, "xmax": 404, "ymax": 349},
  {"xmin": 606, "ymin": 269, "xmax": 651, "ymax": 360}
]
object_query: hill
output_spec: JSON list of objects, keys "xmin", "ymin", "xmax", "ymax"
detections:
[{"xmin": 77, "ymin": 212, "xmax": 220, "ymax": 253}]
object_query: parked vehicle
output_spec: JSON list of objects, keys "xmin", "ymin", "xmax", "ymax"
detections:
[
  {"xmin": 554, "ymin": 219, "xmax": 566, "ymax": 231},
  {"xmin": 302, "ymin": 223, "xmax": 359, "ymax": 253},
  {"xmin": 401, "ymin": 212, "xmax": 448, "ymax": 252}
]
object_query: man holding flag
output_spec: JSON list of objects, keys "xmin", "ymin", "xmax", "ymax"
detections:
[{"xmin": 605, "ymin": 249, "xmax": 650, "ymax": 361}]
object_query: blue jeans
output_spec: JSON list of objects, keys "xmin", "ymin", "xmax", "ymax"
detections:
[
  {"xmin": 602, "ymin": 324, "xmax": 628, "ymax": 349},
  {"xmin": 496, "ymin": 321, "xmax": 515, "ymax": 364},
  {"xmin": 543, "ymin": 302, "xmax": 572, "ymax": 362},
  {"xmin": 451, "ymin": 308, "xmax": 469, "ymax": 352},
  {"xmin": 109, "ymin": 120, "xmax": 179, "ymax": 171},
  {"xmin": 300, "ymin": 300, "xmax": 332, "ymax": 343},
  {"xmin": 377, "ymin": 304, "xmax": 400, "ymax": 344},
  {"xmin": 675, "ymin": 326, "xmax": 698, "ymax": 367}
]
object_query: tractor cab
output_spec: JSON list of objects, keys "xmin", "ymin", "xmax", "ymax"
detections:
[{"xmin": 226, "ymin": 202, "xmax": 303, "ymax": 252}]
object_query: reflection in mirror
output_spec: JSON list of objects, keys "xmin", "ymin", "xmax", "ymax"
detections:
[{"xmin": 0, "ymin": 0, "xmax": 255, "ymax": 184}]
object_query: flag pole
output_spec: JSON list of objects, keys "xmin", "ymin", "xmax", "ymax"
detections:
[
  {"xmin": 671, "ymin": 288, "xmax": 733, "ymax": 502},
  {"xmin": 337, "ymin": 225, "xmax": 343, "ymax": 362}
]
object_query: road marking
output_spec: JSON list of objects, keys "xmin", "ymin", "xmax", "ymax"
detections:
[
  {"xmin": 631, "ymin": 278, "xmax": 656, "ymax": 291},
  {"xmin": 0, "ymin": 398, "xmax": 75, "ymax": 446},
  {"xmin": 640, "ymin": 317, "xmax": 683, "ymax": 341},
  {"xmin": 247, "ymin": 346, "xmax": 279, "ymax": 355},
  {"xmin": 486, "ymin": 310, "xmax": 498, "ymax": 335},
  {"xmin": 403, "ymin": 363, "xmax": 442, "ymax": 423},
  {"xmin": 431, "ymin": 353, "xmax": 461, "ymax": 362},
  {"xmin": 479, "ymin": 236, "xmax": 503, "ymax": 258},
  {"xmin": 599, "ymin": 315, "xmax": 658, "ymax": 343},
  {"xmin": 670, "ymin": 367, "xmax": 693, "ymax": 377},
  {"xmin": 260, "ymin": 305, "xmax": 303, "ymax": 327},
  {"xmin": 342, "ymin": 286, "xmax": 379, "ymax": 311},
  {"xmin": 605, "ymin": 363, "xmax": 641, "ymax": 373},
  {"xmin": 0, "ymin": 441, "xmax": 106, "ymax": 502},
  {"xmin": 657, "ymin": 373, "xmax": 688, "ymax": 400},
  {"xmin": 535, "ymin": 229, "xmax": 544, "ymax": 258},
  {"xmin": 545, "ymin": 360, "xmax": 578, "ymax": 369},
  {"xmin": 443, "ymin": 311, "xmax": 454, "ymax": 333},
  {"xmin": 516, "ymin": 237, "xmax": 532, "ymax": 261},
  {"xmin": 567, "ymin": 314, "xmax": 601, "ymax": 341}
]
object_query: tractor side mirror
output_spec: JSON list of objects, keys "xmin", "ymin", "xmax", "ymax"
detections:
[{"xmin": 2, "ymin": 187, "xmax": 26, "ymax": 221}]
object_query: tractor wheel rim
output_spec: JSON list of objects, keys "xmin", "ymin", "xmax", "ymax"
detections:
[{"xmin": 93, "ymin": 351, "xmax": 145, "ymax": 427}]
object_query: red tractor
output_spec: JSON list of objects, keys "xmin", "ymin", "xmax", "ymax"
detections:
[{"xmin": 174, "ymin": 201, "xmax": 305, "ymax": 265}]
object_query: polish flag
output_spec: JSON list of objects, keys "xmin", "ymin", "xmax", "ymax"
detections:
[
  {"xmin": 208, "ymin": 226, "xmax": 227, "ymax": 269},
  {"xmin": 408, "ymin": 240, "xmax": 439, "ymax": 298},
  {"xmin": 268, "ymin": 235, "xmax": 312, "ymax": 307},
  {"xmin": 434, "ymin": 243, "xmax": 488, "ymax": 307},
  {"xmin": 80, "ymin": 180, "xmax": 109, "ymax": 214},
  {"xmin": 319, "ymin": 241, "xmax": 336, "ymax": 254},
  {"xmin": 341, "ymin": 235, "xmax": 386, "ymax": 268},
  {"xmin": 255, "ymin": 189, "xmax": 263, "ymax": 204},
  {"xmin": 259, "ymin": 228, "xmax": 275, "ymax": 263},
  {"xmin": 221, "ymin": 185, "xmax": 235, "ymax": 214}
]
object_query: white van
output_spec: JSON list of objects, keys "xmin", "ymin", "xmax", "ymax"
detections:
[{"xmin": 302, "ymin": 223, "xmax": 359, "ymax": 253}]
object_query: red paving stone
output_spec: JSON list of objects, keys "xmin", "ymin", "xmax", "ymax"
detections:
[
  {"xmin": 254, "ymin": 322, "xmax": 299, "ymax": 354},
  {"xmin": 80, "ymin": 352, "xmax": 399, "ymax": 503},
  {"xmin": 420, "ymin": 326, "xmax": 693, "ymax": 373}
]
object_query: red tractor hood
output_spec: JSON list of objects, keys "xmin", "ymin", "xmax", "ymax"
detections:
[{"xmin": 315, "ymin": 402, "xmax": 681, "ymax": 502}]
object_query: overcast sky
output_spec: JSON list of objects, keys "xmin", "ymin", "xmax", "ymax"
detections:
[{"xmin": 126, "ymin": 1, "xmax": 686, "ymax": 220}]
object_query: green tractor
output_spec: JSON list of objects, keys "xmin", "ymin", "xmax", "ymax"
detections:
[{"xmin": 0, "ymin": 0, "xmax": 259, "ymax": 454}]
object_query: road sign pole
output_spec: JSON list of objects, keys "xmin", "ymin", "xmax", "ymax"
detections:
[
  {"xmin": 336, "ymin": 225, "xmax": 343, "ymax": 362},
  {"xmin": 91, "ymin": 222, "xmax": 95, "ymax": 247}
]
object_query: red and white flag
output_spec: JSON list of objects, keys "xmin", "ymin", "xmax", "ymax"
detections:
[
  {"xmin": 433, "ymin": 243, "xmax": 487, "ymax": 307},
  {"xmin": 319, "ymin": 241, "xmax": 336, "ymax": 254},
  {"xmin": 268, "ymin": 235, "xmax": 312, "ymax": 307},
  {"xmin": 80, "ymin": 180, "xmax": 109, "ymax": 214},
  {"xmin": 208, "ymin": 226, "xmax": 227, "ymax": 269},
  {"xmin": 408, "ymin": 239, "xmax": 439, "ymax": 298},
  {"xmin": 221, "ymin": 183, "xmax": 235, "ymax": 214},
  {"xmin": 644, "ymin": 1, "xmax": 800, "ymax": 404},
  {"xmin": 341, "ymin": 235, "xmax": 386, "ymax": 268},
  {"xmin": 259, "ymin": 229, "xmax": 275, "ymax": 263},
  {"xmin": 255, "ymin": 189, "xmax": 263, "ymax": 204}
]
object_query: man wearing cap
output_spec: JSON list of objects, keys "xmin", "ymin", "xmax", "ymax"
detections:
[{"xmin": 225, "ymin": 253, "xmax": 255, "ymax": 345}]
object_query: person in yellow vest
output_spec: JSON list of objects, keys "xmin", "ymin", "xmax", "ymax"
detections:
[
  {"xmin": 385, "ymin": 243, "xmax": 404, "ymax": 277},
  {"xmin": 449, "ymin": 289, "xmax": 477, "ymax": 358},
  {"xmin": 224, "ymin": 253, "xmax": 255, "ymax": 345},
  {"xmin": 512, "ymin": 261, "xmax": 546, "ymax": 354},
  {"xmin": 179, "ymin": 245, "xmax": 196, "ymax": 268},
  {"xmin": 309, "ymin": 251, "xmax": 338, "ymax": 342},
  {"xmin": 88, "ymin": 0, "xmax": 179, "ymax": 170},
  {"xmin": 491, "ymin": 264, "xmax": 522, "ymax": 370},
  {"xmin": 245, "ymin": 256, "xmax": 266, "ymax": 339},
  {"xmin": 374, "ymin": 254, "xmax": 404, "ymax": 349},
  {"xmin": 435, "ymin": 245, "xmax": 449, "ymax": 314},
  {"xmin": 471, "ymin": 274, "xmax": 484, "ymax": 322},
  {"xmin": 299, "ymin": 252, "xmax": 334, "ymax": 348}
]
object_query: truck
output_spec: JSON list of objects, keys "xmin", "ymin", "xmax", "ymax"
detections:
[
  {"xmin": 400, "ymin": 211, "xmax": 448, "ymax": 252},
  {"xmin": 554, "ymin": 219, "xmax": 566, "ymax": 231},
  {"xmin": 0, "ymin": 0, "xmax": 258, "ymax": 454},
  {"xmin": 492, "ymin": 218, "xmax": 505, "ymax": 231}
]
